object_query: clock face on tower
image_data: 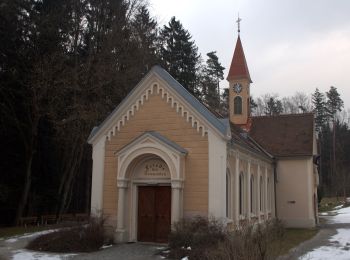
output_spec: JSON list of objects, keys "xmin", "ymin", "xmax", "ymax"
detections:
[{"xmin": 233, "ymin": 83, "xmax": 242, "ymax": 94}]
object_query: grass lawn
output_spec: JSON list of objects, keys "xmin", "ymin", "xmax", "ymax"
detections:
[
  {"xmin": 0, "ymin": 225, "xmax": 55, "ymax": 239},
  {"xmin": 318, "ymin": 197, "xmax": 345, "ymax": 212},
  {"xmin": 274, "ymin": 228, "xmax": 319, "ymax": 257}
]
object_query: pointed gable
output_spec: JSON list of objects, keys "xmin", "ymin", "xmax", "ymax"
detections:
[
  {"xmin": 227, "ymin": 36, "xmax": 252, "ymax": 82},
  {"xmin": 87, "ymin": 66, "xmax": 230, "ymax": 145}
]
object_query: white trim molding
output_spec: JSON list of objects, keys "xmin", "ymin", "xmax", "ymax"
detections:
[{"xmin": 90, "ymin": 137, "xmax": 106, "ymax": 216}]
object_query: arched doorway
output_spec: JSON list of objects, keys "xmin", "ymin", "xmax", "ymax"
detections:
[
  {"xmin": 114, "ymin": 132, "xmax": 186, "ymax": 242},
  {"xmin": 132, "ymin": 156, "xmax": 172, "ymax": 242}
]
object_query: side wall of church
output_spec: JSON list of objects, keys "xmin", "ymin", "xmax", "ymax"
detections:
[
  {"xmin": 226, "ymin": 151, "xmax": 274, "ymax": 227},
  {"xmin": 276, "ymin": 157, "xmax": 316, "ymax": 228},
  {"xmin": 102, "ymin": 86, "xmax": 209, "ymax": 229}
]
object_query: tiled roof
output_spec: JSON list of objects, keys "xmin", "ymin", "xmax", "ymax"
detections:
[
  {"xmin": 227, "ymin": 36, "xmax": 252, "ymax": 82},
  {"xmin": 249, "ymin": 113, "xmax": 314, "ymax": 157}
]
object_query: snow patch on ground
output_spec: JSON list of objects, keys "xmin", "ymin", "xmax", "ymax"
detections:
[
  {"xmin": 300, "ymin": 205, "xmax": 350, "ymax": 259},
  {"xmin": 333, "ymin": 205, "xmax": 343, "ymax": 210},
  {"xmin": 100, "ymin": 244, "xmax": 113, "ymax": 249},
  {"xmin": 12, "ymin": 250, "xmax": 75, "ymax": 260},
  {"xmin": 299, "ymin": 228, "xmax": 350, "ymax": 260},
  {"xmin": 5, "ymin": 229, "xmax": 58, "ymax": 243},
  {"xmin": 328, "ymin": 205, "xmax": 350, "ymax": 224}
]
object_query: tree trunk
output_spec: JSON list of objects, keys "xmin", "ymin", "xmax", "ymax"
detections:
[
  {"xmin": 15, "ymin": 150, "xmax": 34, "ymax": 225},
  {"xmin": 57, "ymin": 142, "xmax": 84, "ymax": 217}
]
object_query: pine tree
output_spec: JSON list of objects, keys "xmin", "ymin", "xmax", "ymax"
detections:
[
  {"xmin": 201, "ymin": 51, "xmax": 225, "ymax": 109},
  {"xmin": 266, "ymin": 97, "xmax": 283, "ymax": 115},
  {"xmin": 160, "ymin": 17, "xmax": 200, "ymax": 95},
  {"xmin": 326, "ymin": 86, "xmax": 344, "ymax": 118},
  {"xmin": 130, "ymin": 5, "xmax": 159, "ymax": 74},
  {"xmin": 250, "ymin": 97, "xmax": 258, "ymax": 115},
  {"xmin": 326, "ymin": 86, "xmax": 344, "ymax": 195},
  {"xmin": 312, "ymin": 88, "xmax": 328, "ymax": 132}
]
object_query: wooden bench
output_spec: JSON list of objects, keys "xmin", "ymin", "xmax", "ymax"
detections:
[
  {"xmin": 19, "ymin": 216, "xmax": 38, "ymax": 227},
  {"xmin": 41, "ymin": 214, "xmax": 58, "ymax": 225},
  {"xmin": 75, "ymin": 213, "xmax": 89, "ymax": 222},
  {"xmin": 60, "ymin": 214, "xmax": 76, "ymax": 222}
]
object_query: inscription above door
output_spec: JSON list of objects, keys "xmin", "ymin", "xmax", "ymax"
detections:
[{"xmin": 134, "ymin": 159, "xmax": 170, "ymax": 179}]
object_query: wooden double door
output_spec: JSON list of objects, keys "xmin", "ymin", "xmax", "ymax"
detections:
[{"xmin": 137, "ymin": 186, "xmax": 171, "ymax": 242}]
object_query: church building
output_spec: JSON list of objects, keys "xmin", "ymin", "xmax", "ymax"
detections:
[{"xmin": 88, "ymin": 30, "xmax": 319, "ymax": 243}]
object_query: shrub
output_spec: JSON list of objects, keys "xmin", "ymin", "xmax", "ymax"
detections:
[
  {"xmin": 168, "ymin": 216, "xmax": 227, "ymax": 259},
  {"xmin": 168, "ymin": 217, "xmax": 285, "ymax": 260},
  {"xmin": 26, "ymin": 217, "xmax": 108, "ymax": 253},
  {"xmin": 208, "ymin": 219, "xmax": 285, "ymax": 260}
]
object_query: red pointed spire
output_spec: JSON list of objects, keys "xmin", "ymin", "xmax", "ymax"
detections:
[{"xmin": 227, "ymin": 36, "xmax": 252, "ymax": 82}]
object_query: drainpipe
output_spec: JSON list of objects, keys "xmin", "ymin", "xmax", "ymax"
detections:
[{"xmin": 273, "ymin": 158, "xmax": 278, "ymax": 218}]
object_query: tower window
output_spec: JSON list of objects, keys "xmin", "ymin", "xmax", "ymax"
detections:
[{"xmin": 234, "ymin": 96, "xmax": 242, "ymax": 114}]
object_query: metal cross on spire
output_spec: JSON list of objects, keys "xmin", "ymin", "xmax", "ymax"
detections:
[{"xmin": 236, "ymin": 14, "xmax": 242, "ymax": 35}]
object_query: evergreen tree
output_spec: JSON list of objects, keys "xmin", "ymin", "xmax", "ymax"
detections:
[
  {"xmin": 160, "ymin": 17, "xmax": 200, "ymax": 95},
  {"xmin": 201, "ymin": 51, "xmax": 225, "ymax": 109},
  {"xmin": 325, "ymin": 86, "xmax": 344, "ymax": 192},
  {"xmin": 326, "ymin": 86, "xmax": 344, "ymax": 119},
  {"xmin": 312, "ymin": 88, "xmax": 328, "ymax": 132},
  {"xmin": 266, "ymin": 97, "xmax": 283, "ymax": 115},
  {"xmin": 130, "ymin": 5, "xmax": 159, "ymax": 74},
  {"xmin": 250, "ymin": 96, "xmax": 258, "ymax": 115}
]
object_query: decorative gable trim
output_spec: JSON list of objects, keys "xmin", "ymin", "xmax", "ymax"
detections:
[{"xmin": 88, "ymin": 66, "xmax": 230, "ymax": 145}]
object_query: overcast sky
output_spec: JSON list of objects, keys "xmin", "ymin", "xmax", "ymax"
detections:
[{"xmin": 149, "ymin": 0, "xmax": 350, "ymax": 108}]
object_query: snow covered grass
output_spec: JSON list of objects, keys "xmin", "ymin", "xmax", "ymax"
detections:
[
  {"xmin": 5, "ymin": 229, "xmax": 59, "ymax": 243},
  {"xmin": 318, "ymin": 197, "xmax": 347, "ymax": 212},
  {"xmin": 12, "ymin": 249, "xmax": 76, "ymax": 260},
  {"xmin": 327, "ymin": 203, "xmax": 350, "ymax": 224},
  {"xmin": 26, "ymin": 217, "xmax": 107, "ymax": 253},
  {"xmin": 299, "ymin": 200, "xmax": 350, "ymax": 259},
  {"xmin": 0, "ymin": 226, "xmax": 55, "ymax": 240},
  {"xmin": 299, "ymin": 228, "xmax": 350, "ymax": 260}
]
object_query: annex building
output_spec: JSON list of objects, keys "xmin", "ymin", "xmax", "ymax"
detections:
[{"xmin": 88, "ymin": 33, "xmax": 319, "ymax": 243}]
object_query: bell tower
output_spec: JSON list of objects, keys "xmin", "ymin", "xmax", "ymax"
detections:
[{"xmin": 227, "ymin": 16, "xmax": 252, "ymax": 126}]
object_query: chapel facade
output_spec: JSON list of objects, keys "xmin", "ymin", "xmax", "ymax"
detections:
[{"xmin": 88, "ymin": 33, "xmax": 319, "ymax": 243}]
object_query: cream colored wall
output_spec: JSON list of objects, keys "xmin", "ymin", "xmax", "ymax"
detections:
[
  {"xmin": 102, "ymin": 86, "xmax": 209, "ymax": 228},
  {"xmin": 276, "ymin": 157, "xmax": 316, "ymax": 228}
]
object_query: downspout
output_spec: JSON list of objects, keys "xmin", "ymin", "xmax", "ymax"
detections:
[{"xmin": 273, "ymin": 158, "xmax": 278, "ymax": 218}]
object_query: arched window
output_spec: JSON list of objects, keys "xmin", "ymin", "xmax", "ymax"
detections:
[
  {"xmin": 234, "ymin": 96, "xmax": 242, "ymax": 114},
  {"xmin": 226, "ymin": 169, "xmax": 231, "ymax": 218},
  {"xmin": 239, "ymin": 173, "xmax": 244, "ymax": 215},
  {"xmin": 260, "ymin": 176, "xmax": 263, "ymax": 211},
  {"xmin": 250, "ymin": 176, "xmax": 254, "ymax": 213}
]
